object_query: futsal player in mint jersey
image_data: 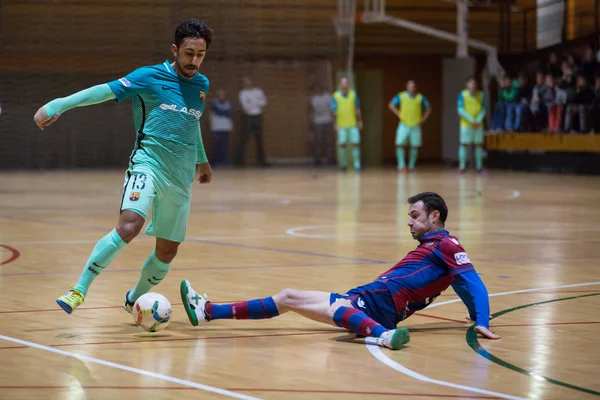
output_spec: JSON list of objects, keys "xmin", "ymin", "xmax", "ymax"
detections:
[
  {"xmin": 33, "ymin": 19, "xmax": 214, "ymax": 314},
  {"xmin": 180, "ymin": 192, "xmax": 500, "ymax": 350}
]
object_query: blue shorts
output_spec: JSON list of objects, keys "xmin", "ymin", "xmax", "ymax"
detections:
[{"xmin": 330, "ymin": 281, "xmax": 399, "ymax": 329}]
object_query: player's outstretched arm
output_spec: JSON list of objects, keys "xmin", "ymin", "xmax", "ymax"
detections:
[
  {"xmin": 451, "ymin": 270, "xmax": 501, "ymax": 339},
  {"xmin": 34, "ymin": 84, "xmax": 117, "ymax": 130}
]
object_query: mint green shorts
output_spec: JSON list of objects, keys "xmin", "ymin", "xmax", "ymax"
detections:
[
  {"xmin": 120, "ymin": 166, "xmax": 191, "ymax": 243},
  {"xmin": 460, "ymin": 126, "xmax": 484, "ymax": 145},
  {"xmin": 337, "ymin": 126, "xmax": 360, "ymax": 145},
  {"xmin": 395, "ymin": 123, "xmax": 422, "ymax": 147}
]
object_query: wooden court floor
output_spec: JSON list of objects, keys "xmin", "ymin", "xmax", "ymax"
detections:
[{"xmin": 0, "ymin": 167, "xmax": 599, "ymax": 400}]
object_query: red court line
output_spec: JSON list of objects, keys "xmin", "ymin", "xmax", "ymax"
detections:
[
  {"xmin": 2, "ymin": 320, "xmax": 598, "ymax": 351},
  {"xmin": 0, "ymin": 301, "xmax": 239, "ymax": 315},
  {"xmin": 414, "ymin": 313, "xmax": 600, "ymax": 328},
  {"xmin": 492, "ymin": 321, "xmax": 600, "ymax": 328},
  {"xmin": 414, "ymin": 313, "xmax": 466, "ymax": 324},
  {"xmin": 0, "ymin": 305, "xmax": 129, "ymax": 314},
  {"xmin": 0, "ymin": 244, "xmax": 20, "ymax": 266},
  {"xmin": 2, "ymin": 289, "xmax": 599, "ymax": 315},
  {"xmin": 0, "ymin": 386, "xmax": 498, "ymax": 398},
  {"xmin": 0, "ymin": 330, "xmax": 343, "ymax": 350}
]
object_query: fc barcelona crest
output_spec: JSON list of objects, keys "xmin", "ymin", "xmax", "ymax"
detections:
[
  {"xmin": 199, "ymin": 91, "xmax": 205, "ymax": 102},
  {"xmin": 129, "ymin": 192, "xmax": 140, "ymax": 202}
]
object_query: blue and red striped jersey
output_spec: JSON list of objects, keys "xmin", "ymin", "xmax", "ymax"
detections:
[{"xmin": 377, "ymin": 229, "xmax": 474, "ymax": 318}]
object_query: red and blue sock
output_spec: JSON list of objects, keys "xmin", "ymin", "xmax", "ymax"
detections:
[
  {"xmin": 206, "ymin": 297, "xmax": 279, "ymax": 320},
  {"xmin": 333, "ymin": 306, "xmax": 387, "ymax": 338}
]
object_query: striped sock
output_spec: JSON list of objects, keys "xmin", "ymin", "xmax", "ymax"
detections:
[
  {"xmin": 206, "ymin": 297, "xmax": 279, "ymax": 320},
  {"xmin": 333, "ymin": 306, "xmax": 387, "ymax": 338}
]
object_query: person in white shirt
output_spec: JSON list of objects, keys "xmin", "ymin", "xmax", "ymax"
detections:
[
  {"xmin": 236, "ymin": 77, "xmax": 268, "ymax": 166},
  {"xmin": 310, "ymin": 85, "xmax": 335, "ymax": 165},
  {"xmin": 210, "ymin": 89, "xmax": 233, "ymax": 167}
]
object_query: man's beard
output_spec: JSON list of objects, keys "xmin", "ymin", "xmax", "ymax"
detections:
[{"xmin": 178, "ymin": 59, "xmax": 197, "ymax": 78}]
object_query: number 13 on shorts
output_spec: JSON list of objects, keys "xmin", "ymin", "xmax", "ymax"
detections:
[{"xmin": 121, "ymin": 172, "xmax": 155, "ymax": 220}]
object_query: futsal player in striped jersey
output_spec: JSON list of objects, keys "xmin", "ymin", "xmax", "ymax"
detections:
[
  {"xmin": 181, "ymin": 192, "xmax": 500, "ymax": 350},
  {"xmin": 33, "ymin": 20, "xmax": 213, "ymax": 315}
]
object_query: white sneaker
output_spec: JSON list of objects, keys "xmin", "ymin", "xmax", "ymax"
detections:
[
  {"xmin": 375, "ymin": 328, "xmax": 410, "ymax": 350},
  {"xmin": 180, "ymin": 280, "xmax": 209, "ymax": 327}
]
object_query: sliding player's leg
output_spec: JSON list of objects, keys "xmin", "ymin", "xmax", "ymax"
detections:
[
  {"xmin": 180, "ymin": 280, "xmax": 410, "ymax": 349},
  {"xmin": 56, "ymin": 171, "xmax": 152, "ymax": 314}
]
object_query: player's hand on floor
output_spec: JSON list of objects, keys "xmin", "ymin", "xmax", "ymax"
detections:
[
  {"xmin": 474, "ymin": 326, "xmax": 501, "ymax": 340},
  {"xmin": 196, "ymin": 162, "xmax": 212, "ymax": 184},
  {"xmin": 34, "ymin": 107, "xmax": 60, "ymax": 130}
]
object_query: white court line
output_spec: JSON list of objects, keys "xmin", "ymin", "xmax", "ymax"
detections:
[
  {"xmin": 367, "ymin": 281, "xmax": 600, "ymax": 399},
  {"xmin": 367, "ymin": 346, "xmax": 526, "ymax": 400},
  {"xmin": 285, "ymin": 224, "xmax": 600, "ymax": 244},
  {"xmin": 0, "ymin": 335, "xmax": 261, "ymax": 400},
  {"xmin": 428, "ymin": 281, "xmax": 600, "ymax": 309}
]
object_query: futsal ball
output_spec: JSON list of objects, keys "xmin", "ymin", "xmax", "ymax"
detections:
[{"xmin": 132, "ymin": 293, "xmax": 172, "ymax": 332}]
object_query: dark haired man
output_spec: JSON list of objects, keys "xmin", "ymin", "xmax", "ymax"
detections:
[
  {"xmin": 33, "ymin": 19, "xmax": 214, "ymax": 314},
  {"xmin": 180, "ymin": 192, "xmax": 499, "ymax": 350}
]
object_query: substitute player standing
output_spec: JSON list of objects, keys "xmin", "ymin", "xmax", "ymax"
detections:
[
  {"xmin": 180, "ymin": 192, "xmax": 500, "ymax": 350},
  {"xmin": 332, "ymin": 77, "xmax": 363, "ymax": 171},
  {"xmin": 457, "ymin": 77, "xmax": 486, "ymax": 173},
  {"xmin": 388, "ymin": 80, "xmax": 431, "ymax": 173},
  {"xmin": 33, "ymin": 19, "xmax": 213, "ymax": 314}
]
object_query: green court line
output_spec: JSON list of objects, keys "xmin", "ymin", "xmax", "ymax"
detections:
[{"xmin": 466, "ymin": 292, "xmax": 600, "ymax": 397}]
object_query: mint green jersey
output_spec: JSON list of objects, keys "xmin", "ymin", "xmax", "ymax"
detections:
[{"xmin": 107, "ymin": 61, "xmax": 209, "ymax": 188}]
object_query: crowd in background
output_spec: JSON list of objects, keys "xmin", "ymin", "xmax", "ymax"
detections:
[{"xmin": 491, "ymin": 45, "xmax": 600, "ymax": 134}]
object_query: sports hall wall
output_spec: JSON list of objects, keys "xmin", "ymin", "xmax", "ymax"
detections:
[{"xmin": 0, "ymin": 0, "xmax": 497, "ymax": 170}]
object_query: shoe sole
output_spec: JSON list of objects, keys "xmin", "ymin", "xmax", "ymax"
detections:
[
  {"xmin": 391, "ymin": 328, "xmax": 410, "ymax": 350},
  {"xmin": 123, "ymin": 291, "xmax": 134, "ymax": 314},
  {"xmin": 180, "ymin": 280, "xmax": 199, "ymax": 327},
  {"xmin": 56, "ymin": 299, "xmax": 73, "ymax": 314}
]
